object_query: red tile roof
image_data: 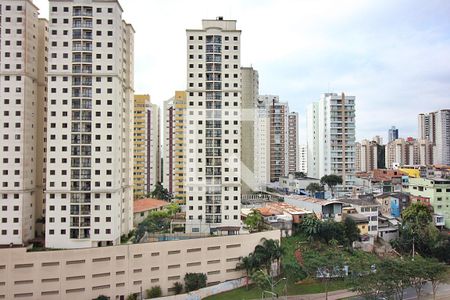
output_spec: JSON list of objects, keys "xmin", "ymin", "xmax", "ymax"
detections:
[{"xmin": 133, "ymin": 198, "xmax": 169, "ymax": 213}]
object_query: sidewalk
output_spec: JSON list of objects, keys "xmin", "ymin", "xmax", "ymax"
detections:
[{"xmin": 256, "ymin": 289, "xmax": 358, "ymax": 300}]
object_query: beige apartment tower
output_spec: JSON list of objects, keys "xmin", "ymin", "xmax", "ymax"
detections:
[
  {"xmin": 185, "ymin": 18, "xmax": 242, "ymax": 233},
  {"xmin": 45, "ymin": 0, "xmax": 134, "ymax": 248},
  {"xmin": 163, "ymin": 91, "xmax": 187, "ymax": 201},
  {"xmin": 0, "ymin": 0, "xmax": 48, "ymax": 245}
]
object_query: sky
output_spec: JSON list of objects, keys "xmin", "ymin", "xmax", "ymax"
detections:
[{"xmin": 34, "ymin": 0, "xmax": 450, "ymax": 143}]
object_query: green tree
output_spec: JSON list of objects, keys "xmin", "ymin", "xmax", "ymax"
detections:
[
  {"xmin": 294, "ymin": 171, "xmax": 306, "ymax": 179},
  {"xmin": 237, "ymin": 254, "xmax": 257, "ymax": 289},
  {"xmin": 320, "ymin": 220, "xmax": 346, "ymax": 245},
  {"xmin": 303, "ymin": 246, "xmax": 346, "ymax": 300},
  {"xmin": 253, "ymin": 238, "xmax": 284, "ymax": 277},
  {"xmin": 146, "ymin": 286, "xmax": 162, "ymax": 298},
  {"xmin": 343, "ymin": 217, "xmax": 360, "ymax": 247},
  {"xmin": 244, "ymin": 209, "xmax": 266, "ymax": 233},
  {"xmin": 173, "ymin": 282, "xmax": 183, "ymax": 295},
  {"xmin": 423, "ymin": 258, "xmax": 448, "ymax": 300},
  {"xmin": 306, "ymin": 182, "xmax": 323, "ymax": 196},
  {"xmin": 150, "ymin": 182, "xmax": 171, "ymax": 200},
  {"xmin": 320, "ymin": 175, "xmax": 343, "ymax": 197},
  {"xmin": 301, "ymin": 214, "xmax": 322, "ymax": 242},
  {"xmin": 184, "ymin": 273, "xmax": 207, "ymax": 292},
  {"xmin": 126, "ymin": 294, "xmax": 137, "ymax": 300}
]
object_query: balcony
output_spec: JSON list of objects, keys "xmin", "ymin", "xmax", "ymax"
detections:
[
  {"xmin": 72, "ymin": 45, "xmax": 92, "ymax": 52},
  {"xmin": 73, "ymin": 8, "xmax": 93, "ymax": 17},
  {"xmin": 73, "ymin": 21, "xmax": 93, "ymax": 28}
]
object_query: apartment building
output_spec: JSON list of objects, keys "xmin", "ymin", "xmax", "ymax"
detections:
[
  {"xmin": 385, "ymin": 138, "xmax": 434, "ymax": 168},
  {"xmin": 148, "ymin": 102, "xmax": 160, "ymax": 194},
  {"xmin": 418, "ymin": 109, "xmax": 450, "ymax": 165},
  {"xmin": 355, "ymin": 139, "xmax": 385, "ymax": 172},
  {"xmin": 241, "ymin": 67, "xmax": 259, "ymax": 193},
  {"xmin": 298, "ymin": 144, "xmax": 307, "ymax": 174},
  {"xmin": 163, "ymin": 91, "xmax": 186, "ymax": 201},
  {"xmin": 307, "ymin": 93, "xmax": 356, "ymax": 190},
  {"xmin": 45, "ymin": 0, "xmax": 134, "ymax": 248},
  {"xmin": 0, "ymin": 0, "xmax": 48, "ymax": 245},
  {"xmin": 388, "ymin": 126, "xmax": 399, "ymax": 143},
  {"xmin": 287, "ymin": 112, "xmax": 299, "ymax": 174},
  {"xmin": 133, "ymin": 94, "xmax": 151, "ymax": 198},
  {"xmin": 254, "ymin": 96, "xmax": 271, "ymax": 190},
  {"xmin": 185, "ymin": 18, "xmax": 242, "ymax": 233}
]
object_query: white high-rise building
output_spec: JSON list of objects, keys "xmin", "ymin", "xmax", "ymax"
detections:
[
  {"xmin": 298, "ymin": 144, "xmax": 308, "ymax": 174},
  {"xmin": 45, "ymin": 0, "xmax": 134, "ymax": 248},
  {"xmin": 0, "ymin": 0, "xmax": 48, "ymax": 245},
  {"xmin": 287, "ymin": 112, "xmax": 299, "ymax": 174},
  {"xmin": 418, "ymin": 110, "xmax": 449, "ymax": 165},
  {"xmin": 254, "ymin": 96, "xmax": 271, "ymax": 190},
  {"xmin": 185, "ymin": 18, "xmax": 242, "ymax": 233},
  {"xmin": 435, "ymin": 110, "xmax": 450, "ymax": 165},
  {"xmin": 307, "ymin": 93, "xmax": 356, "ymax": 190}
]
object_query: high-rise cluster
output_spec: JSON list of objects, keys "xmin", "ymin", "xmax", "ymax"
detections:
[{"xmin": 419, "ymin": 110, "xmax": 450, "ymax": 166}]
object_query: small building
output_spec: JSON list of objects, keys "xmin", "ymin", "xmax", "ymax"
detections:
[
  {"xmin": 403, "ymin": 177, "xmax": 450, "ymax": 228},
  {"xmin": 283, "ymin": 195, "xmax": 343, "ymax": 221},
  {"xmin": 378, "ymin": 215, "xmax": 399, "ymax": 242},
  {"xmin": 374, "ymin": 192, "xmax": 410, "ymax": 217},
  {"xmin": 133, "ymin": 198, "xmax": 170, "ymax": 227},
  {"xmin": 339, "ymin": 197, "xmax": 380, "ymax": 236},
  {"xmin": 342, "ymin": 207, "xmax": 369, "ymax": 236},
  {"xmin": 279, "ymin": 174, "xmax": 320, "ymax": 195}
]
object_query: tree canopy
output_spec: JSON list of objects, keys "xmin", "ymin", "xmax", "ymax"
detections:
[
  {"xmin": 244, "ymin": 209, "xmax": 267, "ymax": 233},
  {"xmin": 320, "ymin": 175, "xmax": 343, "ymax": 197},
  {"xmin": 150, "ymin": 182, "xmax": 171, "ymax": 200}
]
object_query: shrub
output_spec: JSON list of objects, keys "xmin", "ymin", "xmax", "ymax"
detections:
[
  {"xmin": 146, "ymin": 286, "xmax": 162, "ymax": 298},
  {"xmin": 184, "ymin": 273, "xmax": 207, "ymax": 292},
  {"xmin": 173, "ymin": 281, "xmax": 183, "ymax": 294}
]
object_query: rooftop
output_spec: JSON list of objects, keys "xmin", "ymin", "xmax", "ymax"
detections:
[
  {"xmin": 133, "ymin": 198, "xmax": 170, "ymax": 213},
  {"xmin": 283, "ymin": 194, "xmax": 343, "ymax": 206},
  {"xmin": 266, "ymin": 202, "xmax": 312, "ymax": 215},
  {"xmin": 338, "ymin": 197, "xmax": 380, "ymax": 207}
]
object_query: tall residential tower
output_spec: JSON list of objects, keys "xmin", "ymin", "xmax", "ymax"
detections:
[
  {"xmin": 185, "ymin": 18, "xmax": 242, "ymax": 233},
  {"xmin": 45, "ymin": 0, "xmax": 134, "ymax": 248}
]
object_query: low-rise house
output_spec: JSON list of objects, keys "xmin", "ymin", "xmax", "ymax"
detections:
[
  {"xmin": 378, "ymin": 215, "xmax": 399, "ymax": 242},
  {"xmin": 279, "ymin": 174, "xmax": 321, "ymax": 195},
  {"xmin": 283, "ymin": 195, "xmax": 343, "ymax": 221},
  {"xmin": 403, "ymin": 177, "xmax": 450, "ymax": 228},
  {"xmin": 133, "ymin": 198, "xmax": 170, "ymax": 227},
  {"xmin": 374, "ymin": 192, "xmax": 410, "ymax": 217},
  {"xmin": 339, "ymin": 197, "xmax": 380, "ymax": 236},
  {"xmin": 342, "ymin": 207, "xmax": 369, "ymax": 236}
]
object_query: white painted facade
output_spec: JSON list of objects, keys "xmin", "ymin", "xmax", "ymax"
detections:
[
  {"xmin": 185, "ymin": 18, "xmax": 242, "ymax": 233},
  {"xmin": 0, "ymin": 0, "xmax": 47, "ymax": 245},
  {"xmin": 45, "ymin": 0, "xmax": 134, "ymax": 248},
  {"xmin": 254, "ymin": 97, "xmax": 271, "ymax": 191},
  {"xmin": 298, "ymin": 144, "xmax": 308, "ymax": 174}
]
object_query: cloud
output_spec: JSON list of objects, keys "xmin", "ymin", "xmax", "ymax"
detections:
[{"xmin": 34, "ymin": 0, "xmax": 450, "ymax": 143}]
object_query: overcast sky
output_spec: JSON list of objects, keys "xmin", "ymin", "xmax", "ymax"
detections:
[{"xmin": 34, "ymin": 0, "xmax": 450, "ymax": 143}]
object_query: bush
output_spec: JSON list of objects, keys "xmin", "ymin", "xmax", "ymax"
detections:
[
  {"xmin": 126, "ymin": 294, "xmax": 137, "ymax": 300},
  {"xmin": 184, "ymin": 273, "xmax": 207, "ymax": 292},
  {"xmin": 94, "ymin": 296, "xmax": 109, "ymax": 300},
  {"xmin": 146, "ymin": 286, "xmax": 162, "ymax": 298},
  {"xmin": 173, "ymin": 281, "xmax": 183, "ymax": 294}
]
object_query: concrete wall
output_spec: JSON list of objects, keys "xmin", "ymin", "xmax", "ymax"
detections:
[{"xmin": 0, "ymin": 230, "xmax": 279, "ymax": 300}]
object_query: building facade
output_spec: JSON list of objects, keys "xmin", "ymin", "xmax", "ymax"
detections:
[
  {"xmin": 307, "ymin": 93, "xmax": 356, "ymax": 190},
  {"xmin": 404, "ymin": 177, "xmax": 450, "ymax": 228},
  {"xmin": 0, "ymin": 0, "xmax": 48, "ymax": 245},
  {"xmin": 388, "ymin": 126, "xmax": 399, "ymax": 143},
  {"xmin": 254, "ymin": 96, "xmax": 271, "ymax": 191},
  {"xmin": 133, "ymin": 94, "xmax": 150, "ymax": 198},
  {"xmin": 148, "ymin": 103, "xmax": 160, "ymax": 194},
  {"xmin": 385, "ymin": 138, "xmax": 434, "ymax": 168},
  {"xmin": 287, "ymin": 112, "xmax": 299, "ymax": 174},
  {"xmin": 163, "ymin": 91, "xmax": 186, "ymax": 201},
  {"xmin": 298, "ymin": 144, "xmax": 307, "ymax": 174},
  {"xmin": 185, "ymin": 18, "xmax": 242, "ymax": 233},
  {"xmin": 241, "ymin": 67, "xmax": 259, "ymax": 193},
  {"xmin": 45, "ymin": 0, "xmax": 134, "ymax": 248},
  {"xmin": 418, "ymin": 110, "xmax": 450, "ymax": 166},
  {"xmin": 355, "ymin": 139, "xmax": 384, "ymax": 172}
]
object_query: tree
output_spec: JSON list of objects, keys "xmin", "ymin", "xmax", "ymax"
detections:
[
  {"xmin": 320, "ymin": 220, "xmax": 346, "ymax": 245},
  {"xmin": 150, "ymin": 182, "xmax": 171, "ymax": 200},
  {"xmin": 306, "ymin": 183, "xmax": 323, "ymax": 196},
  {"xmin": 294, "ymin": 171, "xmax": 306, "ymax": 179},
  {"xmin": 303, "ymin": 246, "xmax": 346, "ymax": 300},
  {"xmin": 320, "ymin": 175, "xmax": 342, "ymax": 197},
  {"xmin": 173, "ymin": 282, "xmax": 183, "ymax": 295},
  {"xmin": 244, "ymin": 209, "xmax": 266, "ymax": 233},
  {"xmin": 301, "ymin": 214, "xmax": 322, "ymax": 242},
  {"xmin": 237, "ymin": 254, "xmax": 257, "ymax": 289},
  {"xmin": 184, "ymin": 273, "xmax": 207, "ymax": 292},
  {"xmin": 405, "ymin": 257, "xmax": 428, "ymax": 299},
  {"xmin": 343, "ymin": 217, "xmax": 360, "ymax": 247},
  {"xmin": 422, "ymin": 258, "xmax": 448, "ymax": 300},
  {"xmin": 253, "ymin": 238, "xmax": 284, "ymax": 277},
  {"xmin": 146, "ymin": 286, "xmax": 162, "ymax": 298}
]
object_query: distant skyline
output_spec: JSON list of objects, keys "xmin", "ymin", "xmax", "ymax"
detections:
[{"xmin": 34, "ymin": 0, "xmax": 450, "ymax": 143}]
